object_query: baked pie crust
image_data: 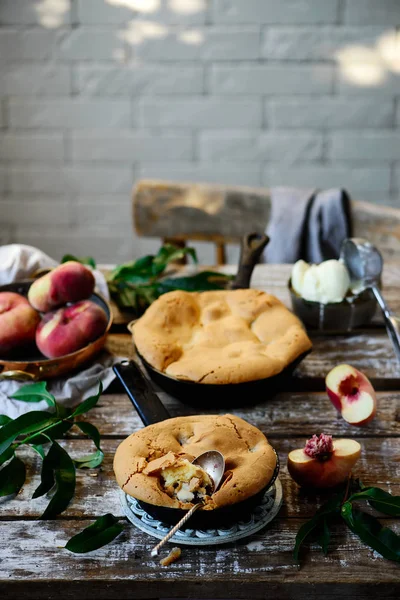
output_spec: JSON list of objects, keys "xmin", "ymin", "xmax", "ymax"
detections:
[
  {"xmin": 113, "ymin": 414, "xmax": 277, "ymax": 510},
  {"xmin": 132, "ymin": 289, "xmax": 312, "ymax": 384}
]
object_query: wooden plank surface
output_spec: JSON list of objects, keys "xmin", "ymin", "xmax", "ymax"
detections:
[
  {"xmin": 0, "ymin": 437, "xmax": 398, "ymax": 520},
  {"xmin": 2, "ymin": 263, "xmax": 400, "ymax": 599},
  {"xmin": 1, "ymin": 518, "xmax": 399, "ymax": 588},
  {"xmin": 69, "ymin": 391, "xmax": 400, "ymax": 439}
]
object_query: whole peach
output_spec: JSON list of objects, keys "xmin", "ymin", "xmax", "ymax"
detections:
[
  {"xmin": 36, "ymin": 300, "xmax": 108, "ymax": 358},
  {"xmin": 28, "ymin": 261, "xmax": 95, "ymax": 312},
  {"xmin": 0, "ymin": 292, "xmax": 40, "ymax": 354}
]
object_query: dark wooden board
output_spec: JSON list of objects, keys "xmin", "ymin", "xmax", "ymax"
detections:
[{"xmin": 0, "ymin": 518, "xmax": 399, "ymax": 599}]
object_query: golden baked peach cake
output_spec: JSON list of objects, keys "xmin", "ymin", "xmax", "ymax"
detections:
[
  {"xmin": 132, "ymin": 289, "xmax": 312, "ymax": 384},
  {"xmin": 113, "ymin": 414, "xmax": 277, "ymax": 510}
]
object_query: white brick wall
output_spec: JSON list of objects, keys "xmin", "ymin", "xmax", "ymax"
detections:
[
  {"xmin": 8, "ymin": 98, "xmax": 131, "ymax": 128},
  {"xmin": 0, "ymin": 133, "xmax": 64, "ymax": 162},
  {"xmin": 264, "ymin": 165, "xmax": 391, "ymax": 194},
  {"xmin": 138, "ymin": 96, "xmax": 262, "ymax": 128},
  {"xmin": 70, "ymin": 131, "xmax": 193, "ymax": 161},
  {"xmin": 1, "ymin": 64, "xmax": 71, "ymax": 95},
  {"xmin": 198, "ymin": 131, "xmax": 324, "ymax": 162},
  {"xmin": 75, "ymin": 64, "xmax": 204, "ymax": 95},
  {"xmin": 268, "ymin": 97, "xmax": 394, "ymax": 128},
  {"xmin": 0, "ymin": 0, "xmax": 399, "ymax": 263},
  {"xmin": 209, "ymin": 64, "xmax": 334, "ymax": 95},
  {"xmin": 212, "ymin": 0, "xmax": 339, "ymax": 25}
]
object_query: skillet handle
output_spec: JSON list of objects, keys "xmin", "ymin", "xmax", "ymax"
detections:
[
  {"xmin": 113, "ymin": 361, "xmax": 171, "ymax": 425},
  {"xmin": 230, "ymin": 233, "xmax": 270, "ymax": 290}
]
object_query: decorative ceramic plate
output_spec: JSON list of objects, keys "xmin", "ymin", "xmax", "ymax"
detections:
[{"xmin": 119, "ymin": 478, "xmax": 283, "ymax": 546}]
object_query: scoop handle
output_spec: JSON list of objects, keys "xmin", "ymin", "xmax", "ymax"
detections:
[
  {"xmin": 113, "ymin": 361, "xmax": 171, "ymax": 425},
  {"xmin": 230, "ymin": 233, "xmax": 270, "ymax": 290},
  {"xmin": 151, "ymin": 503, "xmax": 202, "ymax": 557},
  {"xmin": 372, "ymin": 286, "xmax": 400, "ymax": 364}
]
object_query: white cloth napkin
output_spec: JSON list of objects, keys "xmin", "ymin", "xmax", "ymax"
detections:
[
  {"xmin": 0, "ymin": 244, "xmax": 110, "ymax": 299},
  {"xmin": 0, "ymin": 244, "xmax": 126, "ymax": 418}
]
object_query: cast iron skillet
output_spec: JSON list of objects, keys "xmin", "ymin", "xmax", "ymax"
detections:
[
  {"xmin": 113, "ymin": 360, "xmax": 280, "ymax": 528},
  {"xmin": 129, "ymin": 233, "xmax": 311, "ymax": 406},
  {"xmin": 0, "ymin": 280, "xmax": 112, "ymax": 381}
]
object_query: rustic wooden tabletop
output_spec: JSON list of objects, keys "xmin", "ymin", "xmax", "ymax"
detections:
[{"xmin": 0, "ymin": 264, "xmax": 399, "ymax": 599}]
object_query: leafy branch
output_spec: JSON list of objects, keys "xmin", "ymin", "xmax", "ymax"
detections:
[
  {"xmin": 294, "ymin": 478, "xmax": 400, "ymax": 564},
  {"xmin": 0, "ymin": 381, "xmax": 104, "ymax": 519}
]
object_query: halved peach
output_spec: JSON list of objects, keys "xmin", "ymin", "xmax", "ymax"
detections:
[
  {"xmin": 287, "ymin": 434, "xmax": 361, "ymax": 488},
  {"xmin": 326, "ymin": 364, "xmax": 377, "ymax": 426}
]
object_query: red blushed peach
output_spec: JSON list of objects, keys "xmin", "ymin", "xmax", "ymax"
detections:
[
  {"xmin": 326, "ymin": 364, "xmax": 377, "ymax": 426},
  {"xmin": 28, "ymin": 261, "xmax": 95, "ymax": 312},
  {"xmin": 36, "ymin": 300, "xmax": 108, "ymax": 358},
  {"xmin": 287, "ymin": 433, "xmax": 361, "ymax": 489},
  {"xmin": 0, "ymin": 292, "xmax": 40, "ymax": 354}
]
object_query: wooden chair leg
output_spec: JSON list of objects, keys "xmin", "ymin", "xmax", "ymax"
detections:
[{"xmin": 216, "ymin": 243, "xmax": 226, "ymax": 265}]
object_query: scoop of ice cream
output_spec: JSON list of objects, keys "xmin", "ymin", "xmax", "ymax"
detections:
[
  {"xmin": 291, "ymin": 260, "xmax": 309, "ymax": 297},
  {"xmin": 291, "ymin": 259, "xmax": 351, "ymax": 304}
]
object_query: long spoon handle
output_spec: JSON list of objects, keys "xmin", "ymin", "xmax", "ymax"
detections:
[
  {"xmin": 150, "ymin": 503, "xmax": 202, "ymax": 557},
  {"xmin": 372, "ymin": 286, "xmax": 400, "ymax": 364}
]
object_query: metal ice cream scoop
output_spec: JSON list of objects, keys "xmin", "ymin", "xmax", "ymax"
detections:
[
  {"xmin": 341, "ymin": 237, "xmax": 400, "ymax": 363},
  {"xmin": 150, "ymin": 450, "xmax": 225, "ymax": 557}
]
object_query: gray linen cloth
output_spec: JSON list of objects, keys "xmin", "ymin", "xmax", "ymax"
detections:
[{"xmin": 263, "ymin": 187, "xmax": 352, "ymax": 264}]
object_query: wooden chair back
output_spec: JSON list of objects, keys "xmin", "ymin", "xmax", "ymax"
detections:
[{"xmin": 133, "ymin": 180, "xmax": 400, "ymax": 265}]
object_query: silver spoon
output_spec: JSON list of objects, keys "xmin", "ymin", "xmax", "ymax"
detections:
[
  {"xmin": 341, "ymin": 237, "xmax": 400, "ymax": 363},
  {"xmin": 150, "ymin": 450, "xmax": 225, "ymax": 557}
]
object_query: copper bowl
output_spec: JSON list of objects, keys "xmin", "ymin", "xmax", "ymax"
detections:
[{"xmin": 0, "ymin": 280, "xmax": 112, "ymax": 381}]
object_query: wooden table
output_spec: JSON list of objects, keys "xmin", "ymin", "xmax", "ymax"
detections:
[{"xmin": 1, "ymin": 264, "xmax": 400, "ymax": 599}]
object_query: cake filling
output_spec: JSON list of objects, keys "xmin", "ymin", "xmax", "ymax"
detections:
[{"xmin": 143, "ymin": 451, "xmax": 212, "ymax": 502}]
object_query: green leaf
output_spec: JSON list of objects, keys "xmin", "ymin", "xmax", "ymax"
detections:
[
  {"xmin": 317, "ymin": 517, "xmax": 331, "ymax": 556},
  {"xmin": 158, "ymin": 271, "xmax": 233, "ymax": 293},
  {"xmin": 0, "ymin": 446, "xmax": 15, "ymax": 467},
  {"xmin": 74, "ymin": 421, "xmax": 104, "ymax": 468},
  {"xmin": 107, "ymin": 244, "xmax": 234, "ymax": 313},
  {"xmin": 61, "ymin": 254, "xmax": 96, "ymax": 269},
  {"xmin": 74, "ymin": 449, "xmax": 104, "ymax": 469},
  {"xmin": 0, "ymin": 456, "xmax": 26, "ymax": 497},
  {"xmin": 293, "ymin": 517, "xmax": 322, "ymax": 562},
  {"xmin": 28, "ymin": 419, "xmax": 74, "ymax": 444},
  {"xmin": 71, "ymin": 382, "xmax": 103, "ymax": 417},
  {"xmin": 34, "ymin": 441, "xmax": 76, "ymax": 519},
  {"xmin": 151, "ymin": 244, "xmax": 197, "ymax": 276},
  {"xmin": 0, "ymin": 415, "xmax": 12, "ymax": 426},
  {"xmin": 315, "ymin": 490, "xmax": 345, "ymax": 517},
  {"xmin": 109, "ymin": 245, "xmax": 197, "ymax": 284},
  {"xmin": 348, "ymin": 487, "xmax": 400, "ymax": 517},
  {"xmin": 0, "ymin": 411, "xmax": 56, "ymax": 456},
  {"xmin": 108, "ymin": 255, "xmax": 154, "ymax": 284},
  {"xmin": 31, "ymin": 444, "xmax": 45, "ymax": 459},
  {"xmin": 32, "ymin": 443, "xmax": 58, "ymax": 499},
  {"xmin": 75, "ymin": 421, "xmax": 101, "ymax": 449},
  {"xmin": 65, "ymin": 514, "xmax": 124, "ymax": 554},
  {"xmin": 11, "ymin": 382, "xmax": 56, "ymax": 409},
  {"xmin": 342, "ymin": 504, "xmax": 400, "ymax": 562},
  {"xmin": 293, "ymin": 490, "xmax": 343, "ymax": 561}
]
